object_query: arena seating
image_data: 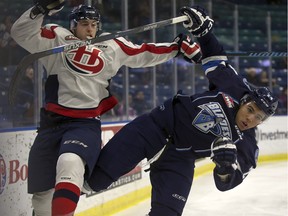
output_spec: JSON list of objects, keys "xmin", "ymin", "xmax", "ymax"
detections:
[{"xmin": 0, "ymin": 0, "xmax": 287, "ymax": 127}]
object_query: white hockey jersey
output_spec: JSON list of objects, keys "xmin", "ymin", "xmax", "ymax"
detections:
[{"xmin": 11, "ymin": 8, "xmax": 179, "ymax": 118}]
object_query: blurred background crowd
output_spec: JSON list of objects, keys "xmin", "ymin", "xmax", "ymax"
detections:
[{"xmin": 0, "ymin": 0, "xmax": 287, "ymax": 129}]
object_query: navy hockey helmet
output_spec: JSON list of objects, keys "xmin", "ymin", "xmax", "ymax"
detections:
[
  {"xmin": 69, "ymin": 5, "xmax": 101, "ymax": 30},
  {"xmin": 242, "ymin": 87, "xmax": 278, "ymax": 119}
]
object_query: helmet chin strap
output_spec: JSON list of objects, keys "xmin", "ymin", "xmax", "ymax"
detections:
[
  {"xmin": 70, "ymin": 27, "xmax": 76, "ymax": 36},
  {"xmin": 69, "ymin": 19, "xmax": 77, "ymax": 31}
]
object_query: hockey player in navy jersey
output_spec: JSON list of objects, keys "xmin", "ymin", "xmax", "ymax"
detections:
[
  {"xmin": 86, "ymin": 5, "xmax": 279, "ymax": 216},
  {"xmin": 11, "ymin": 0, "xmax": 202, "ymax": 215}
]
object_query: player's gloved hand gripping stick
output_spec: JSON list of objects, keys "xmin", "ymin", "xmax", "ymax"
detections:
[
  {"xmin": 173, "ymin": 33, "xmax": 202, "ymax": 63},
  {"xmin": 180, "ymin": 6, "xmax": 287, "ymax": 58},
  {"xmin": 180, "ymin": 6, "xmax": 214, "ymax": 38}
]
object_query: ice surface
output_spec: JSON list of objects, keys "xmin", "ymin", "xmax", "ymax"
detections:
[{"xmin": 115, "ymin": 161, "xmax": 288, "ymax": 216}]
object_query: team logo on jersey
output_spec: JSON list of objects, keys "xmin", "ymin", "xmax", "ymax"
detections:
[
  {"xmin": 192, "ymin": 102, "xmax": 232, "ymax": 139},
  {"xmin": 222, "ymin": 93, "xmax": 234, "ymax": 108},
  {"xmin": 64, "ymin": 46, "xmax": 105, "ymax": 74}
]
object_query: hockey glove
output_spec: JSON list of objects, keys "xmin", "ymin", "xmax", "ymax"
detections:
[
  {"xmin": 211, "ymin": 137, "xmax": 237, "ymax": 168},
  {"xmin": 173, "ymin": 33, "xmax": 202, "ymax": 64},
  {"xmin": 180, "ymin": 6, "xmax": 214, "ymax": 37},
  {"xmin": 211, "ymin": 137, "xmax": 237, "ymax": 182},
  {"xmin": 30, "ymin": 0, "xmax": 65, "ymax": 19}
]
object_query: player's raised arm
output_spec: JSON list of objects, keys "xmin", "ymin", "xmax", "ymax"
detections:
[
  {"xmin": 11, "ymin": 0, "xmax": 65, "ymax": 53},
  {"xmin": 179, "ymin": 6, "xmax": 246, "ymax": 94},
  {"xmin": 180, "ymin": 6, "xmax": 227, "ymax": 62}
]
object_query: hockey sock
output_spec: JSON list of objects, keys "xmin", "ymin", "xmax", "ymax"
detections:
[{"xmin": 52, "ymin": 182, "xmax": 81, "ymax": 216}]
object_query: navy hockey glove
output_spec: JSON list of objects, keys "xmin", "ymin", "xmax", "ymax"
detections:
[
  {"xmin": 173, "ymin": 33, "xmax": 202, "ymax": 63},
  {"xmin": 30, "ymin": 0, "xmax": 65, "ymax": 19},
  {"xmin": 211, "ymin": 137, "xmax": 237, "ymax": 168},
  {"xmin": 211, "ymin": 137, "xmax": 237, "ymax": 182},
  {"xmin": 180, "ymin": 6, "xmax": 214, "ymax": 37}
]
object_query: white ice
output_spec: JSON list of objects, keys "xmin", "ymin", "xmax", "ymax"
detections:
[{"xmin": 115, "ymin": 161, "xmax": 288, "ymax": 216}]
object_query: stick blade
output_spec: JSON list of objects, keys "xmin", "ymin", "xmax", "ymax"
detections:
[{"xmin": 8, "ymin": 55, "xmax": 37, "ymax": 105}]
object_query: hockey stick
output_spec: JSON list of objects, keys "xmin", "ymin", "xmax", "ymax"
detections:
[
  {"xmin": 8, "ymin": 15, "xmax": 189, "ymax": 105},
  {"xmin": 226, "ymin": 51, "xmax": 287, "ymax": 57}
]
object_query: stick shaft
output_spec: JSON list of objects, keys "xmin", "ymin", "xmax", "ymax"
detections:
[
  {"xmin": 226, "ymin": 51, "xmax": 287, "ymax": 57},
  {"xmin": 36, "ymin": 15, "xmax": 189, "ymax": 58}
]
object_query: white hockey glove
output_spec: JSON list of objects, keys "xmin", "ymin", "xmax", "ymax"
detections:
[
  {"xmin": 211, "ymin": 137, "xmax": 237, "ymax": 182},
  {"xmin": 180, "ymin": 6, "xmax": 214, "ymax": 37},
  {"xmin": 173, "ymin": 33, "xmax": 202, "ymax": 64},
  {"xmin": 30, "ymin": 0, "xmax": 65, "ymax": 19}
]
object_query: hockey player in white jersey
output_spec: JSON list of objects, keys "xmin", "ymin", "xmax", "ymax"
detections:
[{"xmin": 11, "ymin": 0, "xmax": 202, "ymax": 215}]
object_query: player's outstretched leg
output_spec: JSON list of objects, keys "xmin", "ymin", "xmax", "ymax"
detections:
[{"xmin": 180, "ymin": 6, "xmax": 214, "ymax": 37}]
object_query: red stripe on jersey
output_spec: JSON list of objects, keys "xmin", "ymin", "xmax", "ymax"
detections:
[
  {"xmin": 114, "ymin": 39, "xmax": 179, "ymax": 56},
  {"xmin": 41, "ymin": 25, "xmax": 58, "ymax": 39},
  {"xmin": 45, "ymin": 95, "xmax": 118, "ymax": 118}
]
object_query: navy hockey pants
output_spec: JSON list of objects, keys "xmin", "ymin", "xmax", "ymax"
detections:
[
  {"xmin": 88, "ymin": 114, "xmax": 196, "ymax": 216},
  {"xmin": 28, "ymin": 108, "xmax": 102, "ymax": 193}
]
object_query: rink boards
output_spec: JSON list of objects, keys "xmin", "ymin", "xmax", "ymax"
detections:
[{"xmin": 0, "ymin": 116, "xmax": 287, "ymax": 216}]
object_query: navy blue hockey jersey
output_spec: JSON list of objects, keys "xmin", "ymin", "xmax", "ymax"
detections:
[{"xmin": 150, "ymin": 61, "xmax": 259, "ymax": 191}]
